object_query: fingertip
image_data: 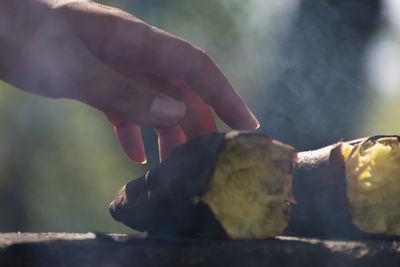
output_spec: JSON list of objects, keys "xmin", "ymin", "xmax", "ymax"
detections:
[
  {"xmin": 138, "ymin": 158, "xmax": 147, "ymax": 164},
  {"xmin": 113, "ymin": 123, "xmax": 147, "ymax": 164},
  {"xmin": 218, "ymin": 102, "xmax": 260, "ymax": 132},
  {"xmin": 125, "ymin": 146, "xmax": 147, "ymax": 164},
  {"xmin": 235, "ymin": 119, "xmax": 260, "ymax": 131},
  {"xmin": 247, "ymin": 112, "xmax": 260, "ymax": 130},
  {"xmin": 232, "ymin": 112, "xmax": 260, "ymax": 131}
]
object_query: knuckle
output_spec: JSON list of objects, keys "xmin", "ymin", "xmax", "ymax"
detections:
[
  {"xmin": 112, "ymin": 76, "xmax": 148, "ymax": 114},
  {"xmin": 115, "ymin": 76, "xmax": 140, "ymax": 102},
  {"xmin": 97, "ymin": 20, "xmax": 152, "ymax": 66},
  {"xmin": 95, "ymin": 23, "xmax": 124, "ymax": 64}
]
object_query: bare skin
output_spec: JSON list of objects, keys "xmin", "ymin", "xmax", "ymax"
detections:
[{"xmin": 0, "ymin": 0, "xmax": 259, "ymax": 163}]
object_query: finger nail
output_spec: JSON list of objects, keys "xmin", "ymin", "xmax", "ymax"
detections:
[
  {"xmin": 150, "ymin": 96, "xmax": 186, "ymax": 125},
  {"xmin": 250, "ymin": 113, "xmax": 260, "ymax": 130},
  {"xmin": 238, "ymin": 111, "xmax": 260, "ymax": 130},
  {"xmin": 138, "ymin": 159, "xmax": 147, "ymax": 164}
]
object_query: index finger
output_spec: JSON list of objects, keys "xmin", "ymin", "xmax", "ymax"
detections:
[
  {"xmin": 147, "ymin": 30, "xmax": 260, "ymax": 131},
  {"xmin": 59, "ymin": 2, "xmax": 259, "ymax": 130}
]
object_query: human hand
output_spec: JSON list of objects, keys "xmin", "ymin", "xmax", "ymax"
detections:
[{"xmin": 0, "ymin": 0, "xmax": 259, "ymax": 163}]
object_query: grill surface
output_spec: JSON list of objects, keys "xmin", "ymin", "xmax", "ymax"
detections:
[{"xmin": 1, "ymin": 233, "xmax": 400, "ymax": 266}]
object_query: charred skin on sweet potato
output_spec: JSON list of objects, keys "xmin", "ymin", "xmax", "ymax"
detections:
[
  {"xmin": 289, "ymin": 143, "xmax": 362, "ymax": 238},
  {"xmin": 342, "ymin": 136, "xmax": 400, "ymax": 235},
  {"xmin": 109, "ymin": 131, "xmax": 296, "ymax": 239},
  {"xmin": 109, "ymin": 132, "xmax": 227, "ymax": 236}
]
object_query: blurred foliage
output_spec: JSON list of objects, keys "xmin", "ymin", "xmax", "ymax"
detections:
[
  {"xmin": 0, "ymin": 81, "xmax": 146, "ymax": 232},
  {"xmin": 0, "ymin": 0, "xmax": 399, "ymax": 233}
]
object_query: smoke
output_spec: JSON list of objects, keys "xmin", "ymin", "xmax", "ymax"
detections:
[{"xmin": 242, "ymin": 0, "xmax": 380, "ymax": 150}]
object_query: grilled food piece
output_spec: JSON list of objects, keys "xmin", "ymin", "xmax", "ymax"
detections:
[
  {"xmin": 342, "ymin": 136, "xmax": 400, "ymax": 235},
  {"xmin": 201, "ymin": 132, "xmax": 295, "ymax": 239},
  {"xmin": 110, "ymin": 131, "xmax": 400, "ymax": 239},
  {"xmin": 290, "ymin": 135, "xmax": 400, "ymax": 238},
  {"xmin": 109, "ymin": 131, "xmax": 296, "ymax": 239}
]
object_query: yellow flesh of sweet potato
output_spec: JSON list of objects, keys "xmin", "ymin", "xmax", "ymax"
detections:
[
  {"xmin": 343, "ymin": 138, "xmax": 400, "ymax": 235},
  {"xmin": 200, "ymin": 134, "xmax": 296, "ymax": 239}
]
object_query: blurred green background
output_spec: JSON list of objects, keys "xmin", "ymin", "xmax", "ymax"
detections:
[{"xmin": 1, "ymin": 0, "xmax": 399, "ymax": 233}]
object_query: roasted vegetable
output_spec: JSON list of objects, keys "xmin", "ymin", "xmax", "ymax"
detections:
[
  {"xmin": 109, "ymin": 131, "xmax": 296, "ymax": 239},
  {"xmin": 289, "ymin": 135, "xmax": 400, "ymax": 238},
  {"xmin": 343, "ymin": 136, "xmax": 400, "ymax": 235},
  {"xmin": 110, "ymin": 133, "xmax": 400, "ymax": 239}
]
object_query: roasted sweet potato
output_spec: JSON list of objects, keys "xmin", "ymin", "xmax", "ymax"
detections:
[
  {"xmin": 109, "ymin": 131, "xmax": 296, "ymax": 239},
  {"xmin": 289, "ymin": 135, "xmax": 400, "ymax": 238},
  {"xmin": 110, "ymin": 133, "xmax": 400, "ymax": 239}
]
